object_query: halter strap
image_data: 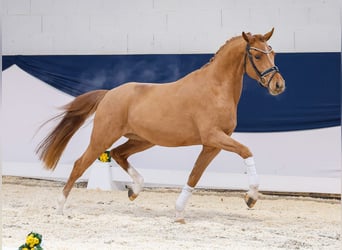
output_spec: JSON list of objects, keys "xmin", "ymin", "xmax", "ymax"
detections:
[{"xmin": 244, "ymin": 44, "xmax": 279, "ymax": 88}]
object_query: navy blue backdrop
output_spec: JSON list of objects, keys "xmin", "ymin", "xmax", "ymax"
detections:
[{"xmin": 3, "ymin": 52, "xmax": 340, "ymax": 132}]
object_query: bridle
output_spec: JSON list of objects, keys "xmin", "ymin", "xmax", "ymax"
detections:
[{"xmin": 244, "ymin": 43, "xmax": 279, "ymax": 88}]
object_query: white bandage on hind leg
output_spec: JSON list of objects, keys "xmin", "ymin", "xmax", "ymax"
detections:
[
  {"xmin": 244, "ymin": 157, "xmax": 259, "ymax": 187},
  {"xmin": 127, "ymin": 165, "xmax": 144, "ymax": 194},
  {"xmin": 175, "ymin": 184, "xmax": 194, "ymax": 212},
  {"xmin": 56, "ymin": 194, "xmax": 66, "ymax": 215}
]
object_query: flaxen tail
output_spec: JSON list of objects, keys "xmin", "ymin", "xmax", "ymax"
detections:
[{"xmin": 36, "ymin": 89, "xmax": 108, "ymax": 170}]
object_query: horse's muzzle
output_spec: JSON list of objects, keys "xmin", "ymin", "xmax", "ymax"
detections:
[{"xmin": 268, "ymin": 74, "xmax": 285, "ymax": 96}]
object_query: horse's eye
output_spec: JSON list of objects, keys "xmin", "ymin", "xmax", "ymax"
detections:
[{"xmin": 254, "ymin": 54, "xmax": 261, "ymax": 60}]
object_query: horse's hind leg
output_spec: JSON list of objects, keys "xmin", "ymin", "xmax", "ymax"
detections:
[
  {"xmin": 57, "ymin": 121, "xmax": 122, "ymax": 214},
  {"xmin": 110, "ymin": 138, "xmax": 154, "ymax": 201},
  {"xmin": 56, "ymin": 144, "xmax": 110, "ymax": 214}
]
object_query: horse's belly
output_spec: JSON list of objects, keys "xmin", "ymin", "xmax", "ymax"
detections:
[{"xmin": 127, "ymin": 117, "xmax": 201, "ymax": 147}]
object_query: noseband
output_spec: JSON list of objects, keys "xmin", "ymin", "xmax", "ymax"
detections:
[{"xmin": 244, "ymin": 44, "xmax": 279, "ymax": 88}]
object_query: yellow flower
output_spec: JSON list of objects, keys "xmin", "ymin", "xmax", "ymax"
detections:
[
  {"xmin": 26, "ymin": 235, "xmax": 34, "ymax": 245},
  {"xmin": 25, "ymin": 235, "xmax": 39, "ymax": 248},
  {"xmin": 99, "ymin": 152, "xmax": 109, "ymax": 162}
]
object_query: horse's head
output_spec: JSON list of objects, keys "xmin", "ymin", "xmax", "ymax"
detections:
[{"xmin": 242, "ymin": 28, "xmax": 285, "ymax": 96}]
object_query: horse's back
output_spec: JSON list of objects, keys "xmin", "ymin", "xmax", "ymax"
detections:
[
  {"xmin": 97, "ymin": 81, "xmax": 202, "ymax": 146},
  {"xmin": 102, "ymin": 82, "xmax": 173, "ymax": 110}
]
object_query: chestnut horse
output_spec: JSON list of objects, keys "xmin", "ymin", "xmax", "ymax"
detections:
[{"xmin": 36, "ymin": 28, "xmax": 285, "ymax": 223}]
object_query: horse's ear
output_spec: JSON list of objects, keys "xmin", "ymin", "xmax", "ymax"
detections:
[
  {"xmin": 242, "ymin": 32, "xmax": 254, "ymax": 43},
  {"xmin": 263, "ymin": 28, "xmax": 274, "ymax": 41}
]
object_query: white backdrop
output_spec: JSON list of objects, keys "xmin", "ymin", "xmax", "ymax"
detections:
[{"xmin": 2, "ymin": 0, "xmax": 341, "ymax": 193}]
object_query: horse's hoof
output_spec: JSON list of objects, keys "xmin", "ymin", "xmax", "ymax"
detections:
[
  {"xmin": 175, "ymin": 210, "xmax": 186, "ymax": 224},
  {"xmin": 128, "ymin": 188, "xmax": 138, "ymax": 201},
  {"xmin": 244, "ymin": 193, "xmax": 257, "ymax": 208},
  {"xmin": 174, "ymin": 218, "xmax": 186, "ymax": 224}
]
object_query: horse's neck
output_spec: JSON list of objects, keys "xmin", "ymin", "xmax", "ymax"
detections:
[{"xmin": 201, "ymin": 41, "xmax": 246, "ymax": 105}]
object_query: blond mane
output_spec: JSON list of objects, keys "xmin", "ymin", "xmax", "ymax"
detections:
[{"xmin": 201, "ymin": 35, "xmax": 243, "ymax": 69}]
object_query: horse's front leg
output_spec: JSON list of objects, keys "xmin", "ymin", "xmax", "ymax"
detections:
[
  {"xmin": 244, "ymin": 156, "xmax": 259, "ymax": 208},
  {"xmin": 175, "ymin": 146, "xmax": 221, "ymax": 223},
  {"xmin": 205, "ymin": 130, "xmax": 260, "ymax": 208}
]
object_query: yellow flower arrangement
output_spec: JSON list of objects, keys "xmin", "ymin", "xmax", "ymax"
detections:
[
  {"xmin": 19, "ymin": 232, "xmax": 43, "ymax": 250},
  {"xmin": 98, "ymin": 151, "xmax": 111, "ymax": 162}
]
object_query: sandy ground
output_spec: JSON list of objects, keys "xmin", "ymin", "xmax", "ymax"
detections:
[{"xmin": 2, "ymin": 176, "xmax": 341, "ymax": 250}]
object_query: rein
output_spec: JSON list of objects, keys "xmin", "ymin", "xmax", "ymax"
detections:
[{"xmin": 244, "ymin": 43, "xmax": 279, "ymax": 88}]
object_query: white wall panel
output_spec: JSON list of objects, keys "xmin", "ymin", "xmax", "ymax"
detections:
[
  {"xmin": 153, "ymin": 31, "xmax": 181, "ymax": 53},
  {"xmin": 91, "ymin": 32, "xmax": 128, "ymax": 54},
  {"xmin": 104, "ymin": 0, "xmax": 154, "ymax": 11},
  {"xmin": 3, "ymin": 15, "xmax": 42, "ymax": 36},
  {"xmin": 295, "ymin": 26, "xmax": 341, "ymax": 52},
  {"xmin": 6, "ymin": 0, "xmax": 30, "ymax": 15},
  {"xmin": 167, "ymin": 10, "xmax": 221, "ymax": 33},
  {"xmin": 2, "ymin": 0, "xmax": 341, "ymax": 54},
  {"xmin": 221, "ymin": 8, "xmax": 252, "ymax": 35},
  {"xmin": 177, "ymin": 31, "xmax": 223, "ymax": 53},
  {"xmin": 128, "ymin": 10, "xmax": 167, "ymax": 32},
  {"xmin": 309, "ymin": 7, "xmax": 340, "ymax": 26},
  {"xmin": 43, "ymin": 15, "xmax": 90, "ymax": 34},
  {"xmin": 127, "ymin": 32, "xmax": 155, "ymax": 54},
  {"xmin": 31, "ymin": 0, "xmax": 72, "ymax": 15},
  {"xmin": 278, "ymin": 7, "xmax": 310, "ymax": 28},
  {"xmin": 153, "ymin": 0, "xmax": 225, "ymax": 11},
  {"xmin": 90, "ymin": 15, "xmax": 120, "ymax": 33},
  {"xmin": 267, "ymin": 28, "xmax": 295, "ymax": 53}
]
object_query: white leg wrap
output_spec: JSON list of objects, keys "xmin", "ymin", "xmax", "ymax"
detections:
[
  {"xmin": 56, "ymin": 194, "xmax": 66, "ymax": 215},
  {"xmin": 244, "ymin": 157, "xmax": 259, "ymax": 188},
  {"xmin": 128, "ymin": 165, "xmax": 144, "ymax": 194},
  {"xmin": 175, "ymin": 184, "xmax": 194, "ymax": 212},
  {"xmin": 175, "ymin": 184, "xmax": 194, "ymax": 222}
]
